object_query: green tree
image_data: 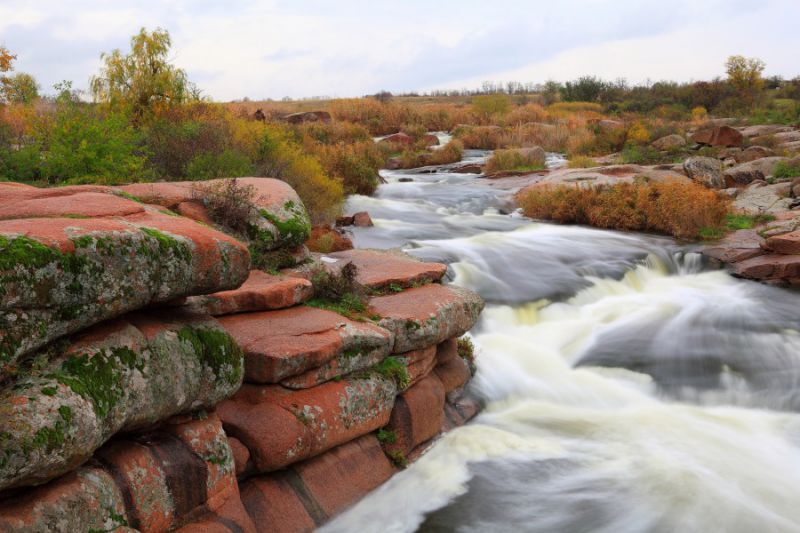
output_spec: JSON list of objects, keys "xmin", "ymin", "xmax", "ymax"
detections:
[
  {"xmin": 90, "ymin": 27, "xmax": 198, "ymax": 120},
  {"xmin": 1, "ymin": 72, "xmax": 39, "ymax": 104}
]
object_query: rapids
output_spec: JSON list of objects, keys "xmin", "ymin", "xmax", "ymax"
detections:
[{"xmin": 322, "ymin": 151, "xmax": 800, "ymax": 533}]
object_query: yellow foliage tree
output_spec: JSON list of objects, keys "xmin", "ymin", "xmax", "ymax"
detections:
[
  {"xmin": 725, "ymin": 55, "xmax": 765, "ymax": 104},
  {"xmin": 90, "ymin": 28, "xmax": 199, "ymax": 120}
]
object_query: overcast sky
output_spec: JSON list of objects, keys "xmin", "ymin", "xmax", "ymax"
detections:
[{"xmin": 1, "ymin": 0, "xmax": 798, "ymax": 101}]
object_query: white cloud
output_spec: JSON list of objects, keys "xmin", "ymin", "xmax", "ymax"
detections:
[{"xmin": 1, "ymin": 0, "xmax": 798, "ymax": 100}]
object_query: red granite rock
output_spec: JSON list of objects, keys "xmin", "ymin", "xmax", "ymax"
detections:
[
  {"xmin": 397, "ymin": 346, "xmax": 438, "ymax": 389},
  {"xmin": 240, "ymin": 476, "xmax": 316, "ymax": 533},
  {"xmin": 691, "ymin": 125, "xmax": 744, "ymax": 147},
  {"xmin": 325, "ymin": 249, "xmax": 447, "ymax": 290},
  {"xmin": 218, "ymin": 376, "xmax": 397, "ymax": 473},
  {"xmin": 218, "ymin": 306, "xmax": 392, "ymax": 384},
  {"xmin": 702, "ymin": 229, "xmax": 766, "ymax": 264},
  {"xmin": 732, "ymin": 254, "xmax": 800, "ymax": 280},
  {"xmin": 765, "ymin": 231, "xmax": 800, "ymax": 254},
  {"xmin": 292, "ymin": 434, "xmax": 395, "ymax": 519},
  {"xmin": 228, "ymin": 437, "xmax": 252, "ymax": 477},
  {"xmin": 435, "ymin": 356, "xmax": 473, "ymax": 393},
  {"xmin": 436, "ymin": 338, "xmax": 459, "ymax": 364},
  {"xmin": 369, "ymin": 284, "xmax": 484, "ymax": 352},
  {"xmin": 183, "ymin": 270, "xmax": 313, "ymax": 316},
  {"xmin": 383, "ymin": 375, "xmax": 445, "ymax": 455}
]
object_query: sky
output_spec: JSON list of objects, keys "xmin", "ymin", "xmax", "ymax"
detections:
[{"xmin": 1, "ymin": 0, "xmax": 799, "ymax": 101}]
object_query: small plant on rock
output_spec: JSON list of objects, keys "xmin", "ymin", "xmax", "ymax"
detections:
[
  {"xmin": 192, "ymin": 178, "xmax": 257, "ymax": 235},
  {"xmin": 306, "ymin": 262, "xmax": 369, "ymax": 318}
]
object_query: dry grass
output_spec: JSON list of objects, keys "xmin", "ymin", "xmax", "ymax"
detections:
[
  {"xmin": 485, "ymin": 148, "xmax": 546, "ymax": 174},
  {"xmin": 517, "ymin": 180, "xmax": 731, "ymax": 240}
]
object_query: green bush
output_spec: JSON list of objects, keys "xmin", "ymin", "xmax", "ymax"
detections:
[
  {"xmin": 774, "ymin": 160, "xmax": 800, "ymax": 180},
  {"xmin": 42, "ymin": 104, "xmax": 146, "ymax": 185},
  {"xmin": 185, "ymin": 149, "xmax": 252, "ymax": 180}
]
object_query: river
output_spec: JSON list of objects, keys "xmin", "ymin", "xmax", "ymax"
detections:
[{"xmin": 321, "ymin": 150, "xmax": 800, "ymax": 533}]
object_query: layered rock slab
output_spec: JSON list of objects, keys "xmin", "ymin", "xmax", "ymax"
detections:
[
  {"xmin": 323, "ymin": 249, "xmax": 448, "ymax": 290},
  {"xmin": 369, "ymin": 284, "xmax": 485, "ymax": 353},
  {"xmin": 181, "ymin": 270, "xmax": 313, "ymax": 316},
  {"xmin": 0, "ymin": 413, "xmax": 247, "ymax": 533},
  {"xmin": 217, "ymin": 306, "xmax": 393, "ymax": 386},
  {"xmin": 218, "ymin": 375, "xmax": 397, "ymax": 473},
  {"xmin": 0, "ymin": 311, "xmax": 243, "ymax": 492},
  {"xmin": 117, "ymin": 177, "xmax": 311, "ymax": 250},
  {"xmin": 0, "ymin": 184, "xmax": 250, "ymax": 379}
]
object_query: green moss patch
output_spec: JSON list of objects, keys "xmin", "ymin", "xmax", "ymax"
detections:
[{"xmin": 177, "ymin": 326, "xmax": 243, "ymax": 387}]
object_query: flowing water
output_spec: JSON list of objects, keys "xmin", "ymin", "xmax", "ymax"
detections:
[{"xmin": 322, "ymin": 152, "xmax": 800, "ymax": 533}]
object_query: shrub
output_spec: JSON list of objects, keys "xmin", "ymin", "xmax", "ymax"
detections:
[
  {"xmin": 567, "ymin": 155, "xmax": 598, "ymax": 168},
  {"xmin": 471, "ymin": 94, "xmax": 511, "ymax": 122},
  {"xmin": 485, "ymin": 148, "xmax": 546, "ymax": 174},
  {"xmin": 620, "ymin": 145, "xmax": 666, "ymax": 164},
  {"xmin": 312, "ymin": 140, "xmax": 384, "ymax": 195},
  {"xmin": 306, "ymin": 262, "xmax": 369, "ymax": 318},
  {"xmin": 518, "ymin": 180, "xmax": 731, "ymax": 240},
  {"xmin": 42, "ymin": 104, "xmax": 146, "ymax": 185},
  {"xmin": 185, "ymin": 149, "xmax": 252, "ymax": 180},
  {"xmin": 626, "ymin": 122, "xmax": 651, "ymax": 145},
  {"xmin": 192, "ymin": 177, "xmax": 256, "ymax": 235},
  {"xmin": 427, "ymin": 140, "xmax": 464, "ymax": 165},
  {"xmin": 454, "ymin": 125, "xmax": 504, "ymax": 149},
  {"xmin": 548, "ymin": 102, "xmax": 603, "ymax": 114},
  {"xmin": 774, "ymin": 159, "xmax": 800, "ymax": 179}
]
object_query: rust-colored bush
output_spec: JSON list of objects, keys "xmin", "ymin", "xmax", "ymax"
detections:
[{"xmin": 518, "ymin": 180, "xmax": 731, "ymax": 240}]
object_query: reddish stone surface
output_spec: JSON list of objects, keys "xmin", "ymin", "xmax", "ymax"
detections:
[
  {"xmin": 732, "ymin": 254, "xmax": 800, "ymax": 280},
  {"xmin": 422, "ymin": 133, "xmax": 440, "ymax": 147},
  {"xmin": 240, "ymin": 476, "xmax": 316, "ymax": 533},
  {"xmin": 306, "ymin": 226, "xmax": 353, "ymax": 253},
  {"xmin": 383, "ymin": 375, "xmax": 445, "ymax": 455},
  {"xmin": 325, "ymin": 249, "xmax": 447, "ymax": 290},
  {"xmin": 703, "ymin": 229, "xmax": 766, "ymax": 264},
  {"xmin": 176, "ymin": 200, "xmax": 215, "ymax": 225},
  {"xmin": 218, "ymin": 376, "xmax": 396, "ymax": 473},
  {"xmin": 176, "ymin": 484, "xmax": 257, "ymax": 533},
  {"xmin": 379, "ymin": 132, "xmax": 414, "ymax": 146},
  {"xmin": 218, "ymin": 306, "xmax": 392, "ymax": 383},
  {"xmin": 0, "ymin": 468, "xmax": 127, "ymax": 532},
  {"xmin": 436, "ymin": 356, "xmax": 473, "ymax": 394},
  {"xmin": 352, "ymin": 212, "xmax": 373, "ymax": 227},
  {"xmin": 765, "ymin": 231, "xmax": 800, "ymax": 254},
  {"xmin": 229, "ymin": 437, "xmax": 252, "ymax": 477},
  {"xmin": 691, "ymin": 125, "xmax": 744, "ymax": 147},
  {"xmin": 0, "ymin": 190, "xmax": 145, "ymax": 220},
  {"xmin": 293, "ymin": 434, "xmax": 395, "ymax": 519},
  {"xmin": 442, "ymin": 394, "xmax": 482, "ymax": 432},
  {"xmin": 436, "ymin": 338, "xmax": 459, "ymax": 364},
  {"xmin": 184, "ymin": 270, "xmax": 313, "ymax": 316},
  {"xmin": 401, "ymin": 345, "xmax": 439, "ymax": 389},
  {"xmin": 369, "ymin": 284, "xmax": 484, "ymax": 352}
]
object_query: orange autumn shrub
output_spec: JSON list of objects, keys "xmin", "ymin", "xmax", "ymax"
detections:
[{"xmin": 518, "ymin": 180, "xmax": 731, "ymax": 240}]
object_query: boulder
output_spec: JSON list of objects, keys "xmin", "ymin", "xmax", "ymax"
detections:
[
  {"xmin": 379, "ymin": 133, "xmax": 414, "ymax": 146},
  {"xmin": 724, "ymin": 157, "xmax": 789, "ymax": 187},
  {"xmin": 422, "ymin": 134, "xmax": 440, "ymax": 147},
  {"xmin": 306, "ymin": 226, "xmax": 354, "ymax": 253},
  {"xmin": 765, "ymin": 231, "xmax": 800, "ymax": 254},
  {"xmin": 435, "ymin": 356, "xmax": 473, "ymax": 393},
  {"xmin": 651, "ymin": 134, "xmax": 686, "ymax": 151},
  {"xmin": 702, "ymin": 229, "xmax": 766, "ymax": 263},
  {"xmin": 691, "ymin": 126, "xmax": 744, "ymax": 147},
  {"xmin": 397, "ymin": 346, "xmax": 439, "ymax": 389},
  {"xmin": 0, "ymin": 185, "xmax": 250, "ymax": 379},
  {"xmin": 738, "ymin": 125, "xmax": 794, "ymax": 138},
  {"xmin": 735, "ymin": 146, "xmax": 775, "ymax": 163},
  {"xmin": 283, "ymin": 111, "xmax": 332, "ymax": 124},
  {"xmin": 241, "ymin": 475, "xmax": 316, "ymax": 532},
  {"xmin": 353, "ymin": 212, "xmax": 374, "ymax": 227},
  {"xmin": 0, "ymin": 311, "xmax": 243, "ymax": 492},
  {"xmin": 775, "ymin": 131, "xmax": 800, "ymax": 144},
  {"xmin": 218, "ymin": 375, "xmax": 397, "ymax": 472},
  {"xmin": 451, "ymin": 163, "xmax": 484, "ymax": 174},
  {"xmin": 733, "ymin": 183, "xmax": 793, "ymax": 215},
  {"xmin": 683, "ymin": 157, "xmax": 724, "ymax": 188},
  {"xmin": 732, "ymin": 254, "xmax": 800, "ymax": 281},
  {"xmin": 598, "ymin": 119, "xmax": 624, "ymax": 132},
  {"xmin": 369, "ymin": 284, "xmax": 484, "ymax": 353},
  {"xmin": 217, "ymin": 306, "xmax": 393, "ymax": 385},
  {"xmin": 181, "ymin": 270, "xmax": 313, "ymax": 316}
]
